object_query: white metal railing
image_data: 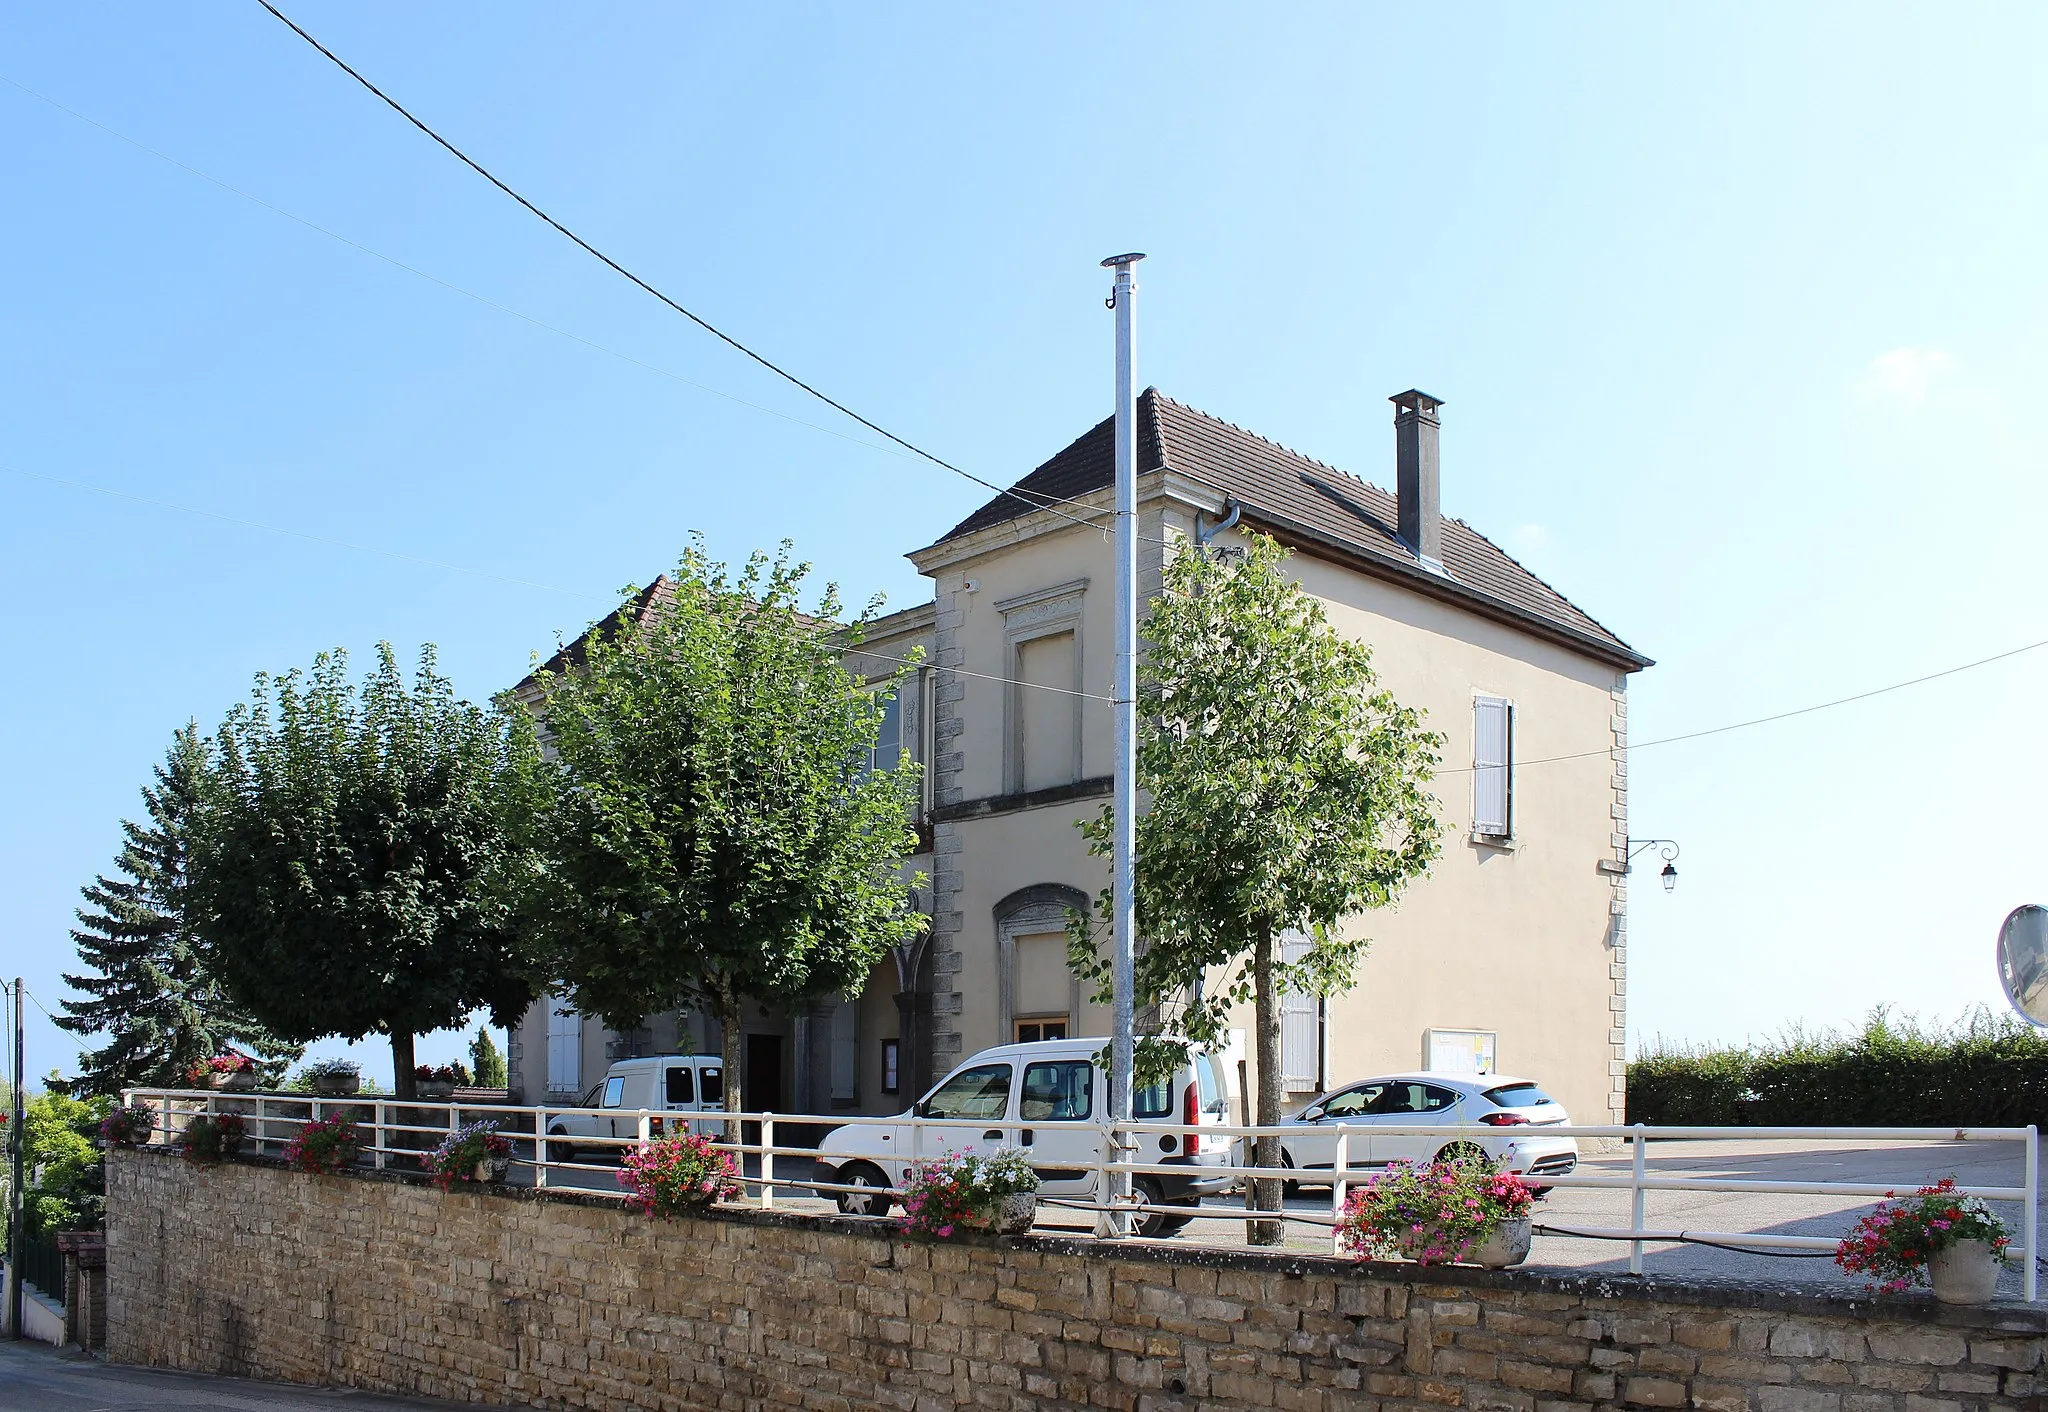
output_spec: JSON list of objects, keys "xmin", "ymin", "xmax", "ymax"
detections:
[{"xmin": 120, "ymin": 1090, "xmax": 2040, "ymax": 1302}]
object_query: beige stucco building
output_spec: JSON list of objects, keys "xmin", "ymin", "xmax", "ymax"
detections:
[{"xmin": 510, "ymin": 389, "xmax": 1649, "ymax": 1128}]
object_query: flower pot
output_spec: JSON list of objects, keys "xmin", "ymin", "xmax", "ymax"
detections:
[
  {"xmin": 970, "ymin": 1192, "xmax": 1038, "ymax": 1236},
  {"xmin": 311, "ymin": 1073, "xmax": 361, "ymax": 1097},
  {"xmin": 472, "ymin": 1156, "xmax": 509, "ymax": 1183},
  {"xmin": 1928, "ymin": 1239, "xmax": 2001, "ymax": 1305},
  {"xmin": 188, "ymin": 1072, "xmax": 224, "ymax": 1091},
  {"xmin": 223, "ymin": 1070, "xmax": 259, "ymax": 1092},
  {"xmin": 1471, "ymin": 1217, "xmax": 1533, "ymax": 1269},
  {"xmin": 416, "ymin": 1080, "xmax": 456, "ymax": 1101},
  {"xmin": 1390, "ymin": 1217, "xmax": 1531, "ymax": 1267}
]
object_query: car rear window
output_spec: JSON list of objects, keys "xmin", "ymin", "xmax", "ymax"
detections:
[
  {"xmin": 699, "ymin": 1066, "xmax": 724, "ymax": 1105},
  {"xmin": 1482, "ymin": 1082, "xmax": 1555, "ymax": 1108},
  {"xmin": 1133, "ymin": 1078, "xmax": 1173, "ymax": 1120},
  {"xmin": 666, "ymin": 1067, "xmax": 694, "ymax": 1104}
]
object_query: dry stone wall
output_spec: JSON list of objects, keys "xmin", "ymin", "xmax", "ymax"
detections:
[{"xmin": 107, "ymin": 1149, "xmax": 2043, "ymax": 1412}]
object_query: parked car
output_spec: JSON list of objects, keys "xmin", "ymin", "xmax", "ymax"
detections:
[
  {"xmin": 813, "ymin": 1037, "xmax": 1237, "ymax": 1238},
  {"xmin": 543, "ymin": 1054, "xmax": 727, "ymax": 1163},
  {"xmin": 1274, "ymin": 1072, "xmax": 1577, "ymax": 1189}
]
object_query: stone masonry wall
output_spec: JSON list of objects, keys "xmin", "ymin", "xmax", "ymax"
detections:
[{"xmin": 108, "ymin": 1150, "xmax": 2043, "ymax": 1412}]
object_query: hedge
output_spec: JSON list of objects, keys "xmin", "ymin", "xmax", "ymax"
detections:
[{"xmin": 1625, "ymin": 1009, "xmax": 2048, "ymax": 1128}]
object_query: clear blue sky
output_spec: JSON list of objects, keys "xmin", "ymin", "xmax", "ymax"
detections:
[{"xmin": 4, "ymin": 4, "xmax": 2044, "ymax": 1089}]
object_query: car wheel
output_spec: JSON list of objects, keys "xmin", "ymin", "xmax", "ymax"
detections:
[
  {"xmin": 835, "ymin": 1161, "xmax": 892, "ymax": 1217},
  {"xmin": 1133, "ymin": 1177, "xmax": 1178, "ymax": 1238},
  {"xmin": 547, "ymin": 1134, "xmax": 575, "ymax": 1167},
  {"xmin": 1281, "ymin": 1149, "xmax": 1301, "ymax": 1199},
  {"xmin": 1435, "ymin": 1140, "xmax": 1488, "ymax": 1167}
]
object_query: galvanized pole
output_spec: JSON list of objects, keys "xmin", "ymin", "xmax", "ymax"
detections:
[
  {"xmin": 7, "ymin": 977, "xmax": 23, "ymax": 1340},
  {"xmin": 1100, "ymin": 252, "xmax": 1145, "ymax": 1237}
]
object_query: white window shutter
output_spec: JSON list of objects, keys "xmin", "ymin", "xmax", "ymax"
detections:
[
  {"xmin": 546, "ymin": 999, "xmax": 581, "ymax": 1093},
  {"xmin": 1473, "ymin": 697, "xmax": 1512, "ymax": 837},
  {"xmin": 1279, "ymin": 931, "xmax": 1318, "ymax": 1092},
  {"xmin": 829, "ymin": 998, "xmax": 859, "ymax": 1103}
]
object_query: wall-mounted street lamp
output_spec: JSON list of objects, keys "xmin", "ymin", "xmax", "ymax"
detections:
[{"xmin": 1627, "ymin": 838, "xmax": 1681, "ymax": 894}]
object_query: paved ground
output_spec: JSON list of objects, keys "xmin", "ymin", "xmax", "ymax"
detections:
[
  {"xmin": 526, "ymin": 1134, "xmax": 2044, "ymax": 1297},
  {"xmin": 0, "ymin": 1340, "xmax": 463, "ymax": 1411}
]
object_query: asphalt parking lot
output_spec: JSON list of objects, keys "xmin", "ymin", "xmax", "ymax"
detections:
[{"xmin": 522, "ymin": 1133, "xmax": 2044, "ymax": 1297}]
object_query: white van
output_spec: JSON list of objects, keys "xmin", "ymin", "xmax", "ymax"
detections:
[
  {"xmin": 812, "ymin": 1037, "xmax": 1236, "ymax": 1238},
  {"xmin": 544, "ymin": 1054, "xmax": 726, "ymax": 1162}
]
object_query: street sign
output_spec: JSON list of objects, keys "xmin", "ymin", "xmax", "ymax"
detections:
[{"xmin": 1996, "ymin": 904, "xmax": 2048, "ymax": 1027}]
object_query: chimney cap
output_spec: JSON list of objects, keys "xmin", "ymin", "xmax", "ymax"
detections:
[{"xmin": 1390, "ymin": 389, "xmax": 1445, "ymax": 414}]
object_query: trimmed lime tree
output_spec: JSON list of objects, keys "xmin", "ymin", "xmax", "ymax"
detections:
[
  {"xmin": 1071, "ymin": 534, "xmax": 1443, "ymax": 1243},
  {"xmin": 522, "ymin": 542, "xmax": 926, "ymax": 1118},
  {"xmin": 58, "ymin": 723, "xmax": 299, "ymax": 1096},
  {"xmin": 188, "ymin": 644, "xmax": 544, "ymax": 1100}
]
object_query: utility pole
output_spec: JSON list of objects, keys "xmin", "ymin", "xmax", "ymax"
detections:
[
  {"xmin": 7, "ymin": 977, "xmax": 22, "ymax": 1341},
  {"xmin": 1100, "ymin": 252, "xmax": 1144, "ymax": 1238}
]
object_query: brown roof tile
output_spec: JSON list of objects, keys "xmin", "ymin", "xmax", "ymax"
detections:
[{"xmin": 935, "ymin": 389, "xmax": 1648, "ymax": 670}]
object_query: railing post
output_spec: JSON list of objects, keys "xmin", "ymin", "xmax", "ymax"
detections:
[
  {"xmin": 533, "ymin": 1104, "xmax": 548, "ymax": 1189},
  {"xmin": 1332, "ymin": 1130, "xmax": 1350, "ymax": 1258},
  {"xmin": 256, "ymin": 1095, "xmax": 269, "ymax": 1156},
  {"xmin": 2025, "ymin": 1125, "xmax": 2039, "ymax": 1304},
  {"xmin": 372, "ymin": 1100, "xmax": 386, "ymax": 1170},
  {"xmin": 761, "ymin": 1114, "xmax": 775, "ymax": 1211},
  {"xmin": 1629, "ymin": 1123, "xmax": 1648, "ymax": 1276}
]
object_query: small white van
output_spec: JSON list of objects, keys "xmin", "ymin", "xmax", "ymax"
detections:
[
  {"xmin": 544, "ymin": 1054, "xmax": 726, "ymax": 1162},
  {"xmin": 812, "ymin": 1037, "xmax": 1236, "ymax": 1238}
]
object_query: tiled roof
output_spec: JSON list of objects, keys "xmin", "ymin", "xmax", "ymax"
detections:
[{"xmin": 934, "ymin": 389, "xmax": 1648, "ymax": 670}]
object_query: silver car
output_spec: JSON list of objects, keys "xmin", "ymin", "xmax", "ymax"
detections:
[{"xmin": 1275, "ymin": 1071, "xmax": 1578, "ymax": 1188}]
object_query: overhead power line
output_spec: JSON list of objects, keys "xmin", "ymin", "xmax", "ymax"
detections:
[{"xmin": 254, "ymin": 1, "xmax": 1130, "ymax": 544}]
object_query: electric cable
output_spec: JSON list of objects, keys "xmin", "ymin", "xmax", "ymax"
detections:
[
  {"xmin": 253, "ymin": 1, "xmax": 1136, "ymax": 544},
  {"xmin": 0, "ymin": 73, "xmax": 926, "ymax": 469}
]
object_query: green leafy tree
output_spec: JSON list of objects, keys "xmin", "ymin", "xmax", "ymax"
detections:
[
  {"xmin": 188, "ymin": 644, "xmax": 544, "ymax": 1100},
  {"xmin": 469, "ymin": 1026, "xmax": 509, "ymax": 1089},
  {"xmin": 523, "ymin": 542, "xmax": 927, "ymax": 1115},
  {"xmin": 57, "ymin": 724, "xmax": 299, "ymax": 1097},
  {"xmin": 15, "ymin": 1084, "xmax": 108, "ymax": 1238},
  {"xmin": 1071, "ymin": 534, "xmax": 1443, "ymax": 1243}
]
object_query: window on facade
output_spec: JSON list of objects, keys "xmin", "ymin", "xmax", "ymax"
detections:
[
  {"xmin": 1019, "ymin": 1061, "xmax": 1092, "ymax": 1121},
  {"xmin": 868, "ymin": 687, "xmax": 904, "ymax": 775},
  {"xmin": 1014, "ymin": 1019, "xmax": 1068, "ymax": 1043},
  {"xmin": 1279, "ymin": 931, "xmax": 1319, "ymax": 1093},
  {"xmin": 546, "ymin": 1000, "xmax": 581, "ymax": 1093},
  {"xmin": 1016, "ymin": 630, "xmax": 1079, "ymax": 792},
  {"xmin": 881, "ymin": 1039, "xmax": 900, "ymax": 1094},
  {"xmin": 1473, "ymin": 696, "xmax": 1514, "ymax": 838}
]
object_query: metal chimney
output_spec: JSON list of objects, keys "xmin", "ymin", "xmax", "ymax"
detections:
[{"xmin": 1392, "ymin": 389, "xmax": 1445, "ymax": 571}]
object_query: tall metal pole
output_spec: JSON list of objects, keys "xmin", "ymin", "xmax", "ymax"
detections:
[
  {"xmin": 1100, "ymin": 252, "xmax": 1144, "ymax": 1237},
  {"xmin": 7, "ymin": 977, "xmax": 23, "ymax": 1340}
]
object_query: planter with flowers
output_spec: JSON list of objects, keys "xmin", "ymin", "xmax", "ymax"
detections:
[
  {"xmin": 1336, "ymin": 1155, "xmax": 1536, "ymax": 1268},
  {"xmin": 1836, "ymin": 1177, "xmax": 2012, "ymax": 1304},
  {"xmin": 304, "ymin": 1059, "xmax": 362, "ymax": 1097},
  {"xmin": 619, "ymin": 1132, "xmax": 743, "ymax": 1217},
  {"xmin": 100, "ymin": 1103, "xmax": 158, "ymax": 1148},
  {"xmin": 179, "ymin": 1112, "xmax": 248, "ymax": 1166},
  {"xmin": 283, "ymin": 1115, "xmax": 363, "ymax": 1174},
  {"xmin": 429, "ymin": 1119, "xmax": 512, "ymax": 1190},
  {"xmin": 901, "ymin": 1148, "xmax": 1041, "ymax": 1238},
  {"xmin": 185, "ymin": 1054, "xmax": 256, "ymax": 1091},
  {"xmin": 413, "ymin": 1063, "xmax": 469, "ymax": 1101}
]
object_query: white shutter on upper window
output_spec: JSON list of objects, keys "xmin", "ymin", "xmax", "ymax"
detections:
[
  {"xmin": 1473, "ymin": 697, "xmax": 1513, "ymax": 837},
  {"xmin": 1278, "ymin": 931, "xmax": 1319, "ymax": 1093}
]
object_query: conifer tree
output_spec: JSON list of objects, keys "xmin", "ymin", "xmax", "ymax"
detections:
[
  {"xmin": 58, "ymin": 724, "xmax": 299, "ymax": 1096},
  {"xmin": 469, "ymin": 1025, "xmax": 508, "ymax": 1089}
]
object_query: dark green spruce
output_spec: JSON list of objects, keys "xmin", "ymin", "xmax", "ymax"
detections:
[{"xmin": 57, "ymin": 723, "xmax": 299, "ymax": 1096}]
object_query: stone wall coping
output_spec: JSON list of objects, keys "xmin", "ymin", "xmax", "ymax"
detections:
[{"xmin": 120, "ymin": 1145, "xmax": 2045, "ymax": 1335}]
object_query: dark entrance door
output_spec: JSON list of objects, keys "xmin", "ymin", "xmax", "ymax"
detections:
[
  {"xmin": 744, "ymin": 1032, "xmax": 784, "ymax": 1113},
  {"xmin": 742, "ymin": 1033, "xmax": 784, "ymax": 1148}
]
